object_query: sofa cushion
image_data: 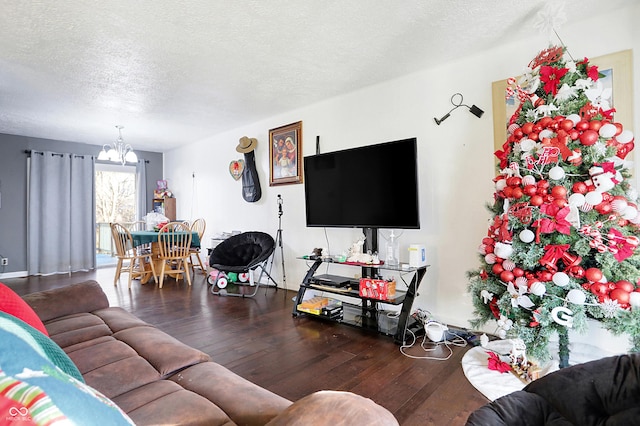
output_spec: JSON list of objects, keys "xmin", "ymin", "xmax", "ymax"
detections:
[
  {"xmin": 22, "ymin": 280, "xmax": 109, "ymax": 322},
  {"xmin": 0, "ymin": 281, "xmax": 48, "ymax": 335},
  {"xmin": 45, "ymin": 313, "xmax": 114, "ymax": 348},
  {"xmin": 83, "ymin": 355, "xmax": 162, "ymax": 400},
  {"xmin": 65, "ymin": 338, "xmax": 140, "ymax": 374},
  {"xmin": 0, "ymin": 326, "xmax": 134, "ymax": 425},
  {"xmin": 92, "ymin": 306, "xmax": 151, "ymax": 332},
  {"xmin": 112, "ymin": 380, "xmax": 235, "ymax": 426},
  {"xmin": 170, "ymin": 362, "xmax": 292, "ymax": 425},
  {"xmin": 113, "ymin": 325, "xmax": 210, "ymax": 377}
]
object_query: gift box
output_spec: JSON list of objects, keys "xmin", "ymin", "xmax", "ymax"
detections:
[{"xmin": 359, "ymin": 278, "xmax": 396, "ymax": 301}]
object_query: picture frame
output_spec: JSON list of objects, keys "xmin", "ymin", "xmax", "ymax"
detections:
[
  {"xmin": 491, "ymin": 49, "xmax": 633, "ymax": 160},
  {"xmin": 269, "ymin": 121, "xmax": 303, "ymax": 186}
]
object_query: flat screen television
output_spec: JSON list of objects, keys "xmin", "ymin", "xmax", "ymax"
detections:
[{"xmin": 303, "ymin": 137, "xmax": 420, "ymax": 232}]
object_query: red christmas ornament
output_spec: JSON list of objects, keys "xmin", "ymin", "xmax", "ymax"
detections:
[
  {"xmin": 540, "ymin": 244, "xmax": 570, "ymax": 270},
  {"xmin": 561, "ymin": 251, "xmax": 582, "ymax": 269},
  {"xmin": 589, "ymin": 120, "xmax": 603, "ymax": 131},
  {"xmin": 524, "ymin": 185, "xmax": 538, "ymax": 196},
  {"xmin": 569, "ymin": 129, "xmax": 580, "ymax": 140},
  {"xmin": 553, "ymin": 198, "xmax": 568, "ymax": 208},
  {"xmin": 500, "ymin": 270, "xmax": 515, "ymax": 283},
  {"xmin": 537, "ymin": 270, "xmax": 553, "ymax": 282},
  {"xmin": 492, "ymin": 264, "xmax": 504, "ymax": 275},
  {"xmin": 530, "ymin": 195, "xmax": 544, "ymax": 206},
  {"xmin": 538, "ymin": 116, "xmax": 553, "ymax": 128},
  {"xmin": 590, "ymin": 282, "xmax": 609, "ymax": 296},
  {"xmin": 595, "ymin": 202, "xmax": 613, "ymax": 215},
  {"xmin": 617, "ymin": 142, "xmax": 635, "ymax": 159},
  {"xmin": 585, "ymin": 267, "xmax": 603, "ymax": 283},
  {"xmin": 511, "ymin": 187, "xmax": 524, "ymax": 199},
  {"xmin": 503, "ymin": 187, "xmax": 514, "ymax": 198},
  {"xmin": 522, "ymin": 122, "xmax": 534, "ymax": 134},
  {"xmin": 508, "ymin": 176, "xmax": 522, "ymax": 187},
  {"xmin": 576, "ymin": 120, "xmax": 590, "ymax": 131},
  {"xmin": 559, "ymin": 119, "xmax": 574, "ymax": 132},
  {"xmin": 613, "ymin": 122, "xmax": 624, "ymax": 136},
  {"xmin": 572, "ymin": 181, "xmax": 588, "ymax": 194},
  {"xmin": 567, "ymin": 265, "xmax": 585, "ymax": 279},
  {"xmin": 616, "ymin": 280, "xmax": 635, "ymax": 293},
  {"xmin": 580, "ymin": 129, "xmax": 599, "ymax": 146},
  {"xmin": 610, "ymin": 288, "xmax": 631, "ymax": 305}
]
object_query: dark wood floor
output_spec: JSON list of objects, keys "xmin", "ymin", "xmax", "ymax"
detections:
[{"xmin": 4, "ymin": 267, "xmax": 489, "ymax": 425}]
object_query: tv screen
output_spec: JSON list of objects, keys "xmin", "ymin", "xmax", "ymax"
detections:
[{"xmin": 304, "ymin": 137, "xmax": 420, "ymax": 229}]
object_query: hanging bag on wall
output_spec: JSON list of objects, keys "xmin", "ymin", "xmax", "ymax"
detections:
[
  {"xmin": 236, "ymin": 137, "xmax": 261, "ymax": 203},
  {"xmin": 242, "ymin": 150, "xmax": 262, "ymax": 202}
]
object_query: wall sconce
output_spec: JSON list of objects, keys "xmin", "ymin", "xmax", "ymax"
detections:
[{"xmin": 434, "ymin": 93, "xmax": 484, "ymax": 125}]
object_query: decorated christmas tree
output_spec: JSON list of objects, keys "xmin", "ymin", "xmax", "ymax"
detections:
[{"xmin": 467, "ymin": 45, "xmax": 640, "ymax": 366}]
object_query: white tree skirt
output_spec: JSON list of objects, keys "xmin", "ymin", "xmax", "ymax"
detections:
[{"xmin": 461, "ymin": 339, "xmax": 623, "ymax": 401}]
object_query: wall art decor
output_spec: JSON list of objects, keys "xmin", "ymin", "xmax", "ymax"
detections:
[{"xmin": 268, "ymin": 121, "xmax": 303, "ymax": 186}]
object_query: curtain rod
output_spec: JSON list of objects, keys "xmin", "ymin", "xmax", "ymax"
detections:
[{"xmin": 24, "ymin": 149, "xmax": 149, "ymax": 163}]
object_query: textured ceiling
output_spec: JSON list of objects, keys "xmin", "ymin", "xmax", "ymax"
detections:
[{"xmin": 0, "ymin": 1, "xmax": 632, "ymax": 152}]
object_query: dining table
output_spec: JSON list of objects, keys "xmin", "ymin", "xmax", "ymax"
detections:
[{"xmin": 130, "ymin": 230, "xmax": 201, "ymax": 284}]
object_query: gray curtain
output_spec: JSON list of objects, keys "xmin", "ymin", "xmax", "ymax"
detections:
[
  {"xmin": 28, "ymin": 151, "xmax": 96, "ymax": 275},
  {"xmin": 136, "ymin": 159, "xmax": 147, "ymax": 220}
]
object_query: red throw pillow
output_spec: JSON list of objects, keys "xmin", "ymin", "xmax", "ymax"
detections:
[{"xmin": 0, "ymin": 282, "xmax": 49, "ymax": 336}]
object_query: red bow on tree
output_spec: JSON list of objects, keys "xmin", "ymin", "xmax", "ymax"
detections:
[{"xmin": 539, "ymin": 244, "xmax": 571, "ymax": 271}]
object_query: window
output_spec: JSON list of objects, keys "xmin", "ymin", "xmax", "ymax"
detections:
[{"xmin": 95, "ymin": 163, "xmax": 137, "ymax": 266}]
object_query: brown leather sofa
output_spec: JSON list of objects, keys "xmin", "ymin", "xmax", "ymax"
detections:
[{"xmin": 23, "ymin": 280, "xmax": 398, "ymax": 425}]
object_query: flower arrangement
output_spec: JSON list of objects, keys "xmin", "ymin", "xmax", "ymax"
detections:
[{"xmin": 467, "ymin": 45, "xmax": 640, "ymax": 365}]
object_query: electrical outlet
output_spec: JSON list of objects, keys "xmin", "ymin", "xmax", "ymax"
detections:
[{"xmin": 1, "ymin": 258, "xmax": 7, "ymax": 266}]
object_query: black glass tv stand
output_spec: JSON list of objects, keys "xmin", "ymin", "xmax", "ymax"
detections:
[{"xmin": 292, "ymin": 257, "xmax": 428, "ymax": 345}]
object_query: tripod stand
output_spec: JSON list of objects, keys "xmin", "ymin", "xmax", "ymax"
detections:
[{"xmin": 267, "ymin": 194, "xmax": 287, "ymax": 292}]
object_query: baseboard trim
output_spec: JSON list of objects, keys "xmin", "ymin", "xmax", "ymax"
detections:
[{"xmin": 0, "ymin": 270, "xmax": 28, "ymax": 279}]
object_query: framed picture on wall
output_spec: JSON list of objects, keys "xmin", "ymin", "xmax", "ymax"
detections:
[{"xmin": 268, "ymin": 121, "xmax": 303, "ymax": 186}]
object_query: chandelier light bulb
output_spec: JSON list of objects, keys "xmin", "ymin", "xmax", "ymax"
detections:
[{"xmin": 98, "ymin": 125, "xmax": 137, "ymax": 165}]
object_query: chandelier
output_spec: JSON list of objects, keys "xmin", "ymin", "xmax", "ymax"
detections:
[{"xmin": 97, "ymin": 125, "xmax": 138, "ymax": 165}]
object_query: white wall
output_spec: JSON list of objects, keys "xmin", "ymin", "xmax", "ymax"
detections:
[{"xmin": 165, "ymin": 5, "xmax": 639, "ymax": 350}]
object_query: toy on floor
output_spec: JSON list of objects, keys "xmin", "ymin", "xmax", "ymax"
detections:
[{"xmin": 207, "ymin": 269, "xmax": 249, "ymax": 288}]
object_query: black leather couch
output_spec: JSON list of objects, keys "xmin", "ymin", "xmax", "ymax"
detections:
[{"xmin": 466, "ymin": 353, "xmax": 640, "ymax": 425}]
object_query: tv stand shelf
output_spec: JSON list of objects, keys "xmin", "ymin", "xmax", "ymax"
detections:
[{"xmin": 292, "ymin": 258, "xmax": 428, "ymax": 344}]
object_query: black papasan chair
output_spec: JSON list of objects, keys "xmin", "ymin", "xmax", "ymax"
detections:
[{"xmin": 208, "ymin": 231, "xmax": 278, "ymax": 297}]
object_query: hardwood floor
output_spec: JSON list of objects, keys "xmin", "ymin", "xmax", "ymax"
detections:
[{"xmin": 4, "ymin": 267, "xmax": 489, "ymax": 425}]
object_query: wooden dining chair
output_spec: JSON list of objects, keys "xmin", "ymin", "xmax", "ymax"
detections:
[
  {"xmin": 157, "ymin": 221, "xmax": 193, "ymax": 288},
  {"xmin": 110, "ymin": 222, "xmax": 157, "ymax": 288},
  {"xmin": 129, "ymin": 220, "xmax": 147, "ymax": 231},
  {"xmin": 188, "ymin": 218, "xmax": 207, "ymax": 277}
]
